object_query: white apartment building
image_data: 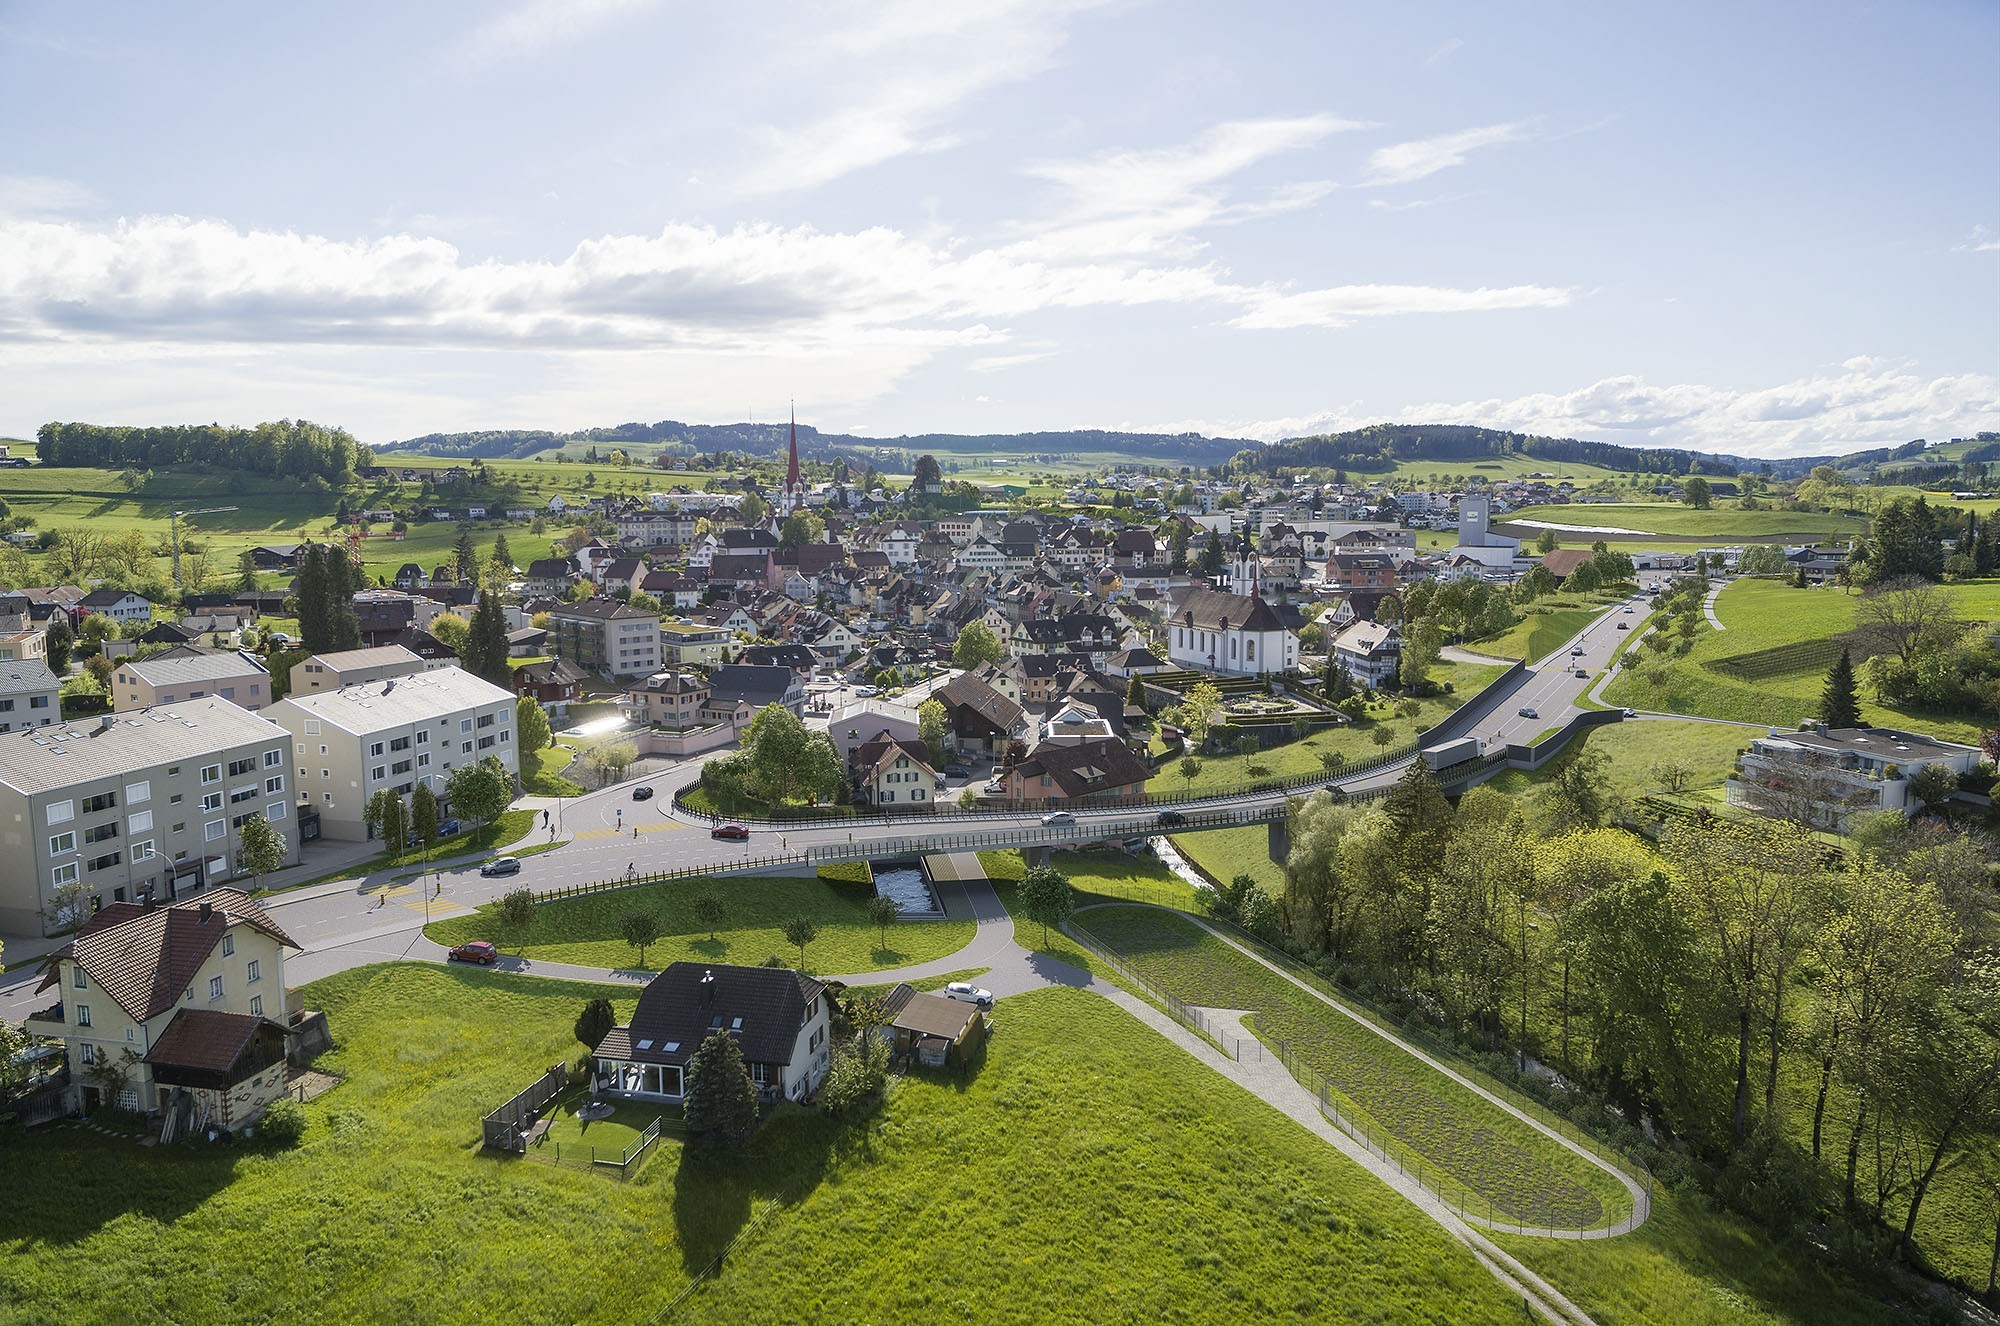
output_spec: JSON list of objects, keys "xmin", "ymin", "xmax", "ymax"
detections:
[
  {"xmin": 0, "ymin": 660, "xmax": 59, "ymax": 733},
  {"xmin": 267, "ymin": 667, "xmax": 519, "ymax": 842},
  {"xmin": 0, "ymin": 700, "xmax": 294, "ymax": 936},
  {"xmin": 546, "ymin": 598, "xmax": 664, "ymax": 679},
  {"xmin": 286, "ymin": 644, "xmax": 434, "ymax": 696}
]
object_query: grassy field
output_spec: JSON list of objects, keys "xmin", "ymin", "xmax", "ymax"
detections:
[
  {"xmin": 1483, "ymin": 718, "xmax": 1754, "ymax": 807},
  {"xmin": 1603, "ymin": 579, "xmax": 2000, "ymax": 743},
  {"xmin": 1505, "ymin": 503, "xmax": 1867, "ymax": 542},
  {"xmin": 1153, "ymin": 660, "xmax": 1503, "ymax": 795},
  {"xmin": 423, "ymin": 872, "xmax": 975, "ymax": 976},
  {"xmin": 691, "ymin": 986, "xmax": 1529, "ymax": 1324},
  {"xmin": 1171, "ymin": 822, "xmax": 1287, "ymax": 899},
  {"xmin": 1079, "ymin": 905, "xmax": 1633, "ymax": 1230},
  {"xmin": 1377, "ymin": 454, "xmax": 1657, "ymax": 486}
]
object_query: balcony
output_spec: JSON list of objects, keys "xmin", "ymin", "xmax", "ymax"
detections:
[{"xmin": 24, "ymin": 1002, "xmax": 65, "ymax": 1032}]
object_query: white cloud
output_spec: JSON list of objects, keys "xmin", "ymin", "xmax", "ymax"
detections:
[
  {"xmin": 1425, "ymin": 38, "xmax": 1464, "ymax": 66},
  {"xmin": 1147, "ymin": 359, "xmax": 2000, "ymax": 458},
  {"xmin": 461, "ymin": 0, "xmax": 664, "ymax": 65},
  {"xmin": 729, "ymin": 0, "xmax": 1107, "ymax": 194},
  {"xmin": 1954, "ymin": 224, "xmax": 2000, "ymax": 253},
  {"xmin": 1364, "ymin": 121, "xmax": 1530, "ymax": 186},
  {"xmin": 969, "ymin": 351, "xmax": 1055, "ymax": 372},
  {"xmin": 1015, "ymin": 114, "xmax": 1359, "ymax": 259},
  {"xmin": 0, "ymin": 175, "xmax": 99, "ymax": 216},
  {"xmin": 1231, "ymin": 282, "xmax": 1571, "ymax": 329}
]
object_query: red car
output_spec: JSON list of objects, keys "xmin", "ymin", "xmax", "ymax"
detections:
[
  {"xmin": 447, "ymin": 941, "xmax": 499, "ymax": 965},
  {"xmin": 710, "ymin": 823, "xmax": 750, "ymax": 841}
]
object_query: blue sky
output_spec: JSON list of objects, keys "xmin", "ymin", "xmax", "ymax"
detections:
[{"xmin": 1, "ymin": 0, "xmax": 1994, "ymax": 457}]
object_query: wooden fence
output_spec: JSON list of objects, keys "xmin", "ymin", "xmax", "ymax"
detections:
[{"xmin": 480, "ymin": 1063, "xmax": 568, "ymax": 1152}]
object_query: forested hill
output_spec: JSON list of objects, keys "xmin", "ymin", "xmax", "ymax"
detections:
[
  {"xmin": 1229, "ymin": 423, "xmax": 1934, "ymax": 481},
  {"xmin": 379, "ymin": 420, "xmax": 1253, "ymax": 468}
]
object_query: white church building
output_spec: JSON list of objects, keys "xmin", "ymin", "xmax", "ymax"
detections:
[{"xmin": 1165, "ymin": 587, "xmax": 1298, "ymax": 677}]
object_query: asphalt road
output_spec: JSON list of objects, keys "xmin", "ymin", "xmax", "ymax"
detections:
[{"xmin": 1, "ymin": 597, "xmax": 1646, "ymax": 1019}]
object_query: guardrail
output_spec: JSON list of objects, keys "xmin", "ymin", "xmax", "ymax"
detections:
[{"xmin": 1505, "ymin": 707, "xmax": 1624, "ymax": 769}]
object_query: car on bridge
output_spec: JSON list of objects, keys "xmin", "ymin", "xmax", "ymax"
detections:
[
  {"xmin": 1040, "ymin": 810, "xmax": 1076, "ymax": 825},
  {"xmin": 1155, "ymin": 809, "xmax": 1187, "ymax": 827},
  {"xmin": 447, "ymin": 941, "xmax": 499, "ymax": 965},
  {"xmin": 1518, "ymin": 706, "xmax": 1539, "ymax": 720},
  {"xmin": 710, "ymin": 823, "xmax": 750, "ymax": 840}
]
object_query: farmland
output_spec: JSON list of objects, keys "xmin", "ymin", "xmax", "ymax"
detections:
[{"xmin": 1503, "ymin": 503, "xmax": 1867, "ymax": 542}]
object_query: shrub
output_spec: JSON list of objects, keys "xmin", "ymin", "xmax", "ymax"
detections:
[{"xmin": 256, "ymin": 1098, "xmax": 306, "ymax": 1147}]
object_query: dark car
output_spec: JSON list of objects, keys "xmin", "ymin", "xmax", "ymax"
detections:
[
  {"xmin": 711, "ymin": 823, "xmax": 750, "ymax": 841},
  {"xmin": 479, "ymin": 857, "xmax": 521, "ymax": 877},
  {"xmin": 942, "ymin": 765, "xmax": 971, "ymax": 779},
  {"xmin": 438, "ymin": 817, "xmax": 461, "ymax": 836},
  {"xmin": 631, "ymin": 786, "xmax": 654, "ymax": 801},
  {"xmin": 1156, "ymin": 809, "xmax": 1188, "ymax": 827},
  {"xmin": 447, "ymin": 941, "xmax": 499, "ymax": 965}
]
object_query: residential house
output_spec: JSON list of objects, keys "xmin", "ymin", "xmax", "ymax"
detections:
[
  {"xmin": 24, "ymin": 888, "xmax": 304, "ymax": 1122},
  {"xmin": 512, "ymin": 657, "xmax": 591, "ymax": 719},
  {"xmin": 999, "ymin": 736, "xmax": 1151, "ymax": 806},
  {"xmin": 78, "ymin": 588, "xmax": 155, "ymax": 625},
  {"xmin": 1322, "ymin": 553, "xmax": 1398, "ymax": 592},
  {"xmin": 1329, "ymin": 619, "xmax": 1402, "ymax": 688},
  {"xmin": 660, "ymin": 621, "xmax": 732, "ymax": 670},
  {"xmin": 592, "ymin": 963, "xmax": 832, "ymax": 1106},
  {"xmin": 932, "ymin": 674, "xmax": 1029, "ymax": 757},
  {"xmin": 0, "ymin": 700, "xmax": 295, "ymax": 935},
  {"xmin": 1725, "ymin": 726, "xmax": 1984, "ymax": 830},
  {"xmin": 878, "ymin": 982, "xmax": 987, "ymax": 1068},
  {"xmin": 115, "ymin": 651, "xmax": 271, "ymax": 712},
  {"xmin": 0, "ymin": 661, "xmax": 59, "ymax": 732},
  {"xmin": 522, "ymin": 558, "xmax": 579, "ymax": 598},
  {"xmin": 267, "ymin": 667, "xmax": 519, "ymax": 842},
  {"xmin": 702, "ymin": 664, "xmax": 805, "ymax": 723},
  {"xmin": 625, "ymin": 670, "xmax": 712, "ymax": 730},
  {"xmin": 851, "ymin": 732, "xmax": 937, "ymax": 809},
  {"xmin": 545, "ymin": 598, "xmax": 664, "ymax": 680}
]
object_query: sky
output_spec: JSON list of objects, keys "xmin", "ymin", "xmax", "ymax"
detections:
[{"xmin": 0, "ymin": 0, "xmax": 1995, "ymax": 459}]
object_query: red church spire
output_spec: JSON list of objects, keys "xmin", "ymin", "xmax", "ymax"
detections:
[{"xmin": 786, "ymin": 405, "xmax": 801, "ymax": 491}]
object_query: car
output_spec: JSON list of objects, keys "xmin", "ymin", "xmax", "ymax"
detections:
[
  {"xmin": 631, "ymin": 785, "xmax": 654, "ymax": 801},
  {"xmin": 1041, "ymin": 810, "xmax": 1077, "ymax": 825},
  {"xmin": 1622, "ymin": 606, "xmax": 1634, "ymax": 614},
  {"xmin": 942, "ymin": 765, "xmax": 970, "ymax": 778},
  {"xmin": 1570, "ymin": 647, "xmax": 1585, "ymax": 657},
  {"xmin": 1156, "ymin": 809, "xmax": 1187, "ymax": 827},
  {"xmin": 438, "ymin": 817, "xmax": 461, "ymax": 836},
  {"xmin": 942, "ymin": 981, "xmax": 995, "ymax": 1009},
  {"xmin": 1574, "ymin": 669, "xmax": 1589, "ymax": 679},
  {"xmin": 1615, "ymin": 622, "xmax": 1629, "ymax": 630},
  {"xmin": 710, "ymin": 823, "xmax": 750, "ymax": 840},
  {"xmin": 447, "ymin": 941, "xmax": 499, "ymax": 965},
  {"xmin": 1623, "ymin": 708, "xmax": 1638, "ymax": 718},
  {"xmin": 1518, "ymin": 706, "xmax": 1539, "ymax": 719},
  {"xmin": 854, "ymin": 685, "xmax": 881, "ymax": 697},
  {"xmin": 479, "ymin": 857, "xmax": 522, "ymax": 877}
]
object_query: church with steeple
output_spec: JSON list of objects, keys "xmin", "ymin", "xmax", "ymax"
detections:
[{"xmin": 778, "ymin": 408, "xmax": 805, "ymax": 517}]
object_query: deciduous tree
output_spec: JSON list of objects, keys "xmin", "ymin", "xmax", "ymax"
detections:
[
  {"xmin": 783, "ymin": 915, "xmax": 819, "ymax": 971},
  {"xmin": 619, "ymin": 911, "xmax": 663, "ymax": 967},
  {"xmin": 575, "ymin": 997, "xmax": 616, "ymax": 1052},
  {"xmin": 1020, "ymin": 865, "xmax": 1076, "ymax": 947},
  {"xmin": 236, "ymin": 813, "xmax": 289, "ymax": 891}
]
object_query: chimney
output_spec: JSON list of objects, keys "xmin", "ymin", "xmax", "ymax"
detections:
[
  {"xmin": 197, "ymin": 902, "xmax": 213, "ymax": 923},
  {"xmin": 699, "ymin": 969, "xmax": 716, "ymax": 1008}
]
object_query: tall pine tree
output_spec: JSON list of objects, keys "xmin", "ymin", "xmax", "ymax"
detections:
[
  {"xmin": 490, "ymin": 533, "xmax": 512, "ymax": 571},
  {"xmin": 452, "ymin": 527, "xmax": 477, "ymax": 584},
  {"xmin": 1819, "ymin": 647, "xmax": 1862, "ymax": 730},
  {"xmin": 465, "ymin": 590, "xmax": 510, "ymax": 687},
  {"xmin": 683, "ymin": 1029, "xmax": 759, "ymax": 1145}
]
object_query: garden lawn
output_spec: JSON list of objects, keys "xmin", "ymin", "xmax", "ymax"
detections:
[
  {"xmin": 424, "ymin": 873, "xmax": 974, "ymax": 976},
  {"xmin": 1603, "ymin": 579, "xmax": 2000, "ymax": 742},
  {"xmin": 522, "ymin": 744, "xmax": 582, "ymax": 795},
  {"xmin": 1078, "ymin": 905, "xmax": 1632, "ymax": 1231},
  {"xmin": 1475, "ymin": 593, "xmax": 1620, "ymax": 663},
  {"xmin": 0, "ymin": 963, "xmax": 841, "ymax": 1325},
  {"xmin": 691, "ymin": 987, "xmax": 1529, "ymax": 1325}
]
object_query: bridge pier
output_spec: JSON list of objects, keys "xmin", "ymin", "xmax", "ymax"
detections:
[
  {"xmin": 1023, "ymin": 845, "xmax": 1053, "ymax": 869},
  {"xmin": 1267, "ymin": 817, "xmax": 1288, "ymax": 864}
]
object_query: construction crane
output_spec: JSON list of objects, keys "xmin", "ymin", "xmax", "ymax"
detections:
[{"xmin": 170, "ymin": 506, "xmax": 238, "ymax": 589}]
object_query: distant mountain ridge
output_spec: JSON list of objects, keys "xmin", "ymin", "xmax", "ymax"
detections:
[{"xmin": 377, "ymin": 417, "xmax": 1964, "ymax": 482}]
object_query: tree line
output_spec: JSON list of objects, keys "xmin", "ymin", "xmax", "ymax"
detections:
[{"xmin": 34, "ymin": 419, "xmax": 369, "ymax": 484}]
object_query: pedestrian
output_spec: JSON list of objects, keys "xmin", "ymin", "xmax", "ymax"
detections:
[{"xmin": 632, "ymin": 825, "xmax": 638, "ymax": 838}]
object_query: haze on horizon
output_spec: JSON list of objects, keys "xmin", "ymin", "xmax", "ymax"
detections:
[{"xmin": 0, "ymin": 1, "xmax": 1994, "ymax": 460}]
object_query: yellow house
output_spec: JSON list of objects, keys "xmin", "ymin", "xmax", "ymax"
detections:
[
  {"xmin": 851, "ymin": 732, "xmax": 938, "ymax": 810},
  {"xmin": 26, "ymin": 888, "xmax": 312, "ymax": 1128}
]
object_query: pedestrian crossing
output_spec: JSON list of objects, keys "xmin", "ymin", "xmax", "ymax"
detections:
[
  {"xmin": 369, "ymin": 881, "xmax": 473, "ymax": 917},
  {"xmin": 570, "ymin": 822, "xmax": 686, "ymax": 843}
]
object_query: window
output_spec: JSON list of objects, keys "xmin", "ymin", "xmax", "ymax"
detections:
[
  {"xmin": 369, "ymin": 742, "xmax": 385, "ymax": 758},
  {"xmin": 72, "ymin": 967, "xmax": 87, "ymax": 989},
  {"xmin": 321, "ymin": 769, "xmax": 330, "ymax": 779},
  {"xmin": 417, "ymin": 753, "xmax": 430, "ymax": 769},
  {"xmin": 391, "ymin": 760, "xmax": 411, "ymax": 775},
  {"xmin": 125, "ymin": 780, "xmax": 150, "ymax": 805},
  {"xmin": 45, "ymin": 800, "xmax": 73, "ymax": 826},
  {"xmin": 79, "ymin": 1043, "xmax": 94, "ymax": 1065},
  {"xmin": 390, "ymin": 736, "xmax": 410, "ymax": 752},
  {"xmin": 171, "ymin": 822, "xmax": 185, "ymax": 834},
  {"xmin": 265, "ymin": 776, "xmax": 284, "ymax": 795},
  {"xmin": 132, "ymin": 840, "xmax": 155, "ymax": 861},
  {"xmin": 460, "ymin": 718, "xmax": 473, "ymax": 733},
  {"xmin": 246, "ymin": 959, "xmax": 260, "ymax": 983},
  {"xmin": 370, "ymin": 766, "xmax": 386, "ymax": 783},
  {"xmin": 477, "ymin": 714, "xmax": 495, "ymax": 728},
  {"xmin": 88, "ymin": 851, "xmax": 121, "ymax": 872},
  {"xmin": 49, "ymin": 831, "xmax": 75, "ymax": 856},
  {"xmin": 200, "ymin": 764, "xmax": 220, "ymax": 785},
  {"xmin": 265, "ymin": 805, "xmax": 285, "ymax": 823},
  {"xmin": 29, "ymin": 695, "xmax": 48, "ymax": 709},
  {"xmin": 166, "ymin": 765, "xmax": 181, "ymax": 777},
  {"xmin": 204, "ymin": 820, "xmax": 226, "ymax": 842},
  {"xmin": 83, "ymin": 822, "xmax": 119, "ymax": 845},
  {"xmin": 264, "ymin": 749, "xmax": 283, "ymax": 768},
  {"xmin": 128, "ymin": 810, "xmax": 152, "ymax": 834},
  {"xmin": 81, "ymin": 791, "xmax": 117, "ymax": 814},
  {"xmin": 209, "ymin": 976, "xmax": 223, "ymax": 1000},
  {"xmin": 169, "ymin": 793, "xmax": 182, "ymax": 805},
  {"xmin": 477, "ymin": 736, "xmax": 495, "ymax": 750},
  {"xmin": 416, "ymin": 730, "xmax": 429, "ymax": 745},
  {"xmin": 461, "ymin": 741, "xmax": 473, "ymax": 754},
  {"xmin": 0, "ymin": 699, "xmax": 12, "ymax": 711},
  {"xmin": 222, "ymin": 934, "xmax": 235, "ymax": 957},
  {"xmin": 228, "ymin": 757, "xmax": 255, "ymax": 777},
  {"xmin": 201, "ymin": 793, "xmax": 222, "ymax": 812},
  {"xmin": 304, "ymin": 719, "xmax": 321, "ymax": 735},
  {"xmin": 250, "ymin": 995, "xmax": 263, "ymax": 1016},
  {"xmin": 229, "ymin": 787, "xmax": 256, "ymax": 805}
]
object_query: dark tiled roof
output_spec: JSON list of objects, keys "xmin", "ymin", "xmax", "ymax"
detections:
[
  {"xmin": 1012, "ymin": 736, "xmax": 1151, "ymax": 798},
  {"xmin": 37, "ymin": 889, "xmax": 297, "ymax": 1024},
  {"xmin": 889, "ymin": 990, "xmax": 982, "ymax": 1040},
  {"xmin": 706, "ymin": 664, "xmax": 795, "ymax": 708},
  {"xmin": 1172, "ymin": 588, "xmax": 1286, "ymax": 634},
  {"xmin": 144, "ymin": 1008, "xmax": 278, "ymax": 1073},
  {"xmin": 936, "ymin": 674, "xmax": 1027, "ymax": 733},
  {"xmin": 600, "ymin": 962, "xmax": 824, "ymax": 1069}
]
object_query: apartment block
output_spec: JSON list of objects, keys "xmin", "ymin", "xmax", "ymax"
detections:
[
  {"xmin": 0, "ymin": 700, "xmax": 294, "ymax": 936},
  {"xmin": 267, "ymin": 666, "xmax": 519, "ymax": 841},
  {"xmin": 0, "ymin": 660, "xmax": 59, "ymax": 733},
  {"xmin": 285, "ymin": 644, "xmax": 433, "ymax": 696},
  {"xmin": 114, "ymin": 650, "xmax": 271, "ymax": 712},
  {"xmin": 547, "ymin": 598, "xmax": 663, "ymax": 679}
]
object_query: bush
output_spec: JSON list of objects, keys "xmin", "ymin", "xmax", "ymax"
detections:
[{"xmin": 256, "ymin": 1097, "xmax": 306, "ymax": 1147}]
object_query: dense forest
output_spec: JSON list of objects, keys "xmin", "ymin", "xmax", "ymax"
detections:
[
  {"xmin": 35, "ymin": 419, "xmax": 369, "ymax": 483},
  {"xmin": 1226, "ymin": 423, "xmax": 1948, "ymax": 481}
]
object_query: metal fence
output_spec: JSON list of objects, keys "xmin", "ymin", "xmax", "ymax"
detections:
[
  {"xmin": 1069, "ymin": 916, "xmax": 1263, "ymax": 1063},
  {"xmin": 533, "ymin": 1112, "xmax": 678, "ymax": 1179}
]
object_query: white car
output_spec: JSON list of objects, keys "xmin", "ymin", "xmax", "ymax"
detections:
[
  {"xmin": 942, "ymin": 981, "xmax": 994, "ymax": 1009},
  {"xmin": 1041, "ymin": 810, "xmax": 1077, "ymax": 825}
]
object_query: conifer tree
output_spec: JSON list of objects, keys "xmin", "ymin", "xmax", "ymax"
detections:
[
  {"xmin": 1820, "ymin": 647, "xmax": 1862, "ymax": 730},
  {"xmin": 684, "ymin": 1030, "xmax": 759, "ymax": 1145},
  {"xmin": 465, "ymin": 590, "xmax": 511, "ymax": 687}
]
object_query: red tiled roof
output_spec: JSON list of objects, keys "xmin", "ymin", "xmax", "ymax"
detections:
[{"xmin": 37, "ymin": 889, "xmax": 297, "ymax": 1024}]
